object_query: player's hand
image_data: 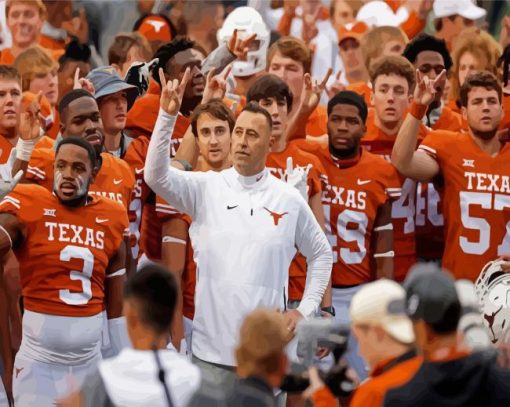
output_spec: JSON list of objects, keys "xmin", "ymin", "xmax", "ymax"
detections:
[
  {"xmin": 283, "ymin": 309, "xmax": 304, "ymax": 336},
  {"xmin": 19, "ymin": 92, "xmax": 43, "ymax": 141},
  {"xmin": 159, "ymin": 67, "xmax": 191, "ymax": 116},
  {"xmin": 202, "ymin": 65, "xmax": 232, "ymax": 103},
  {"xmin": 0, "ymin": 170, "xmax": 23, "ymax": 200},
  {"xmin": 326, "ymin": 70, "xmax": 346, "ymax": 99},
  {"xmin": 124, "ymin": 58, "xmax": 159, "ymax": 97},
  {"xmin": 73, "ymin": 67, "xmax": 95, "ymax": 95},
  {"xmin": 285, "ymin": 157, "xmax": 311, "ymax": 201},
  {"xmin": 301, "ymin": 6, "xmax": 320, "ymax": 43},
  {"xmin": 171, "ymin": 317, "xmax": 185, "ymax": 351},
  {"xmin": 497, "ymin": 254, "xmax": 510, "ymax": 272},
  {"xmin": 413, "ymin": 68, "xmax": 446, "ymax": 106},
  {"xmin": 302, "ymin": 367, "xmax": 326, "ymax": 399},
  {"xmin": 228, "ymin": 29, "xmax": 257, "ymax": 61},
  {"xmin": 300, "ymin": 68, "xmax": 332, "ymax": 116}
]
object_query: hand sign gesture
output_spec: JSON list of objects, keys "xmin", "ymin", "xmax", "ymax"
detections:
[
  {"xmin": 285, "ymin": 156, "xmax": 311, "ymax": 200},
  {"xmin": 228, "ymin": 29, "xmax": 258, "ymax": 61},
  {"xmin": 326, "ymin": 70, "xmax": 346, "ymax": 99},
  {"xmin": 301, "ymin": 6, "xmax": 320, "ymax": 44},
  {"xmin": 202, "ymin": 65, "xmax": 232, "ymax": 103},
  {"xmin": 413, "ymin": 69, "xmax": 447, "ymax": 106},
  {"xmin": 301, "ymin": 68, "xmax": 333, "ymax": 114},
  {"xmin": 159, "ymin": 67, "xmax": 191, "ymax": 116},
  {"xmin": 73, "ymin": 67, "xmax": 95, "ymax": 95},
  {"xmin": 19, "ymin": 92, "xmax": 43, "ymax": 141}
]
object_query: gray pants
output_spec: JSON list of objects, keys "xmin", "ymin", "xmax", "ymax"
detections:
[{"xmin": 191, "ymin": 354, "xmax": 237, "ymax": 389}]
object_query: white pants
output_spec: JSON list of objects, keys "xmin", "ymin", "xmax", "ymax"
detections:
[
  {"xmin": 332, "ymin": 286, "xmax": 368, "ymax": 381},
  {"xmin": 13, "ymin": 353, "xmax": 99, "ymax": 406}
]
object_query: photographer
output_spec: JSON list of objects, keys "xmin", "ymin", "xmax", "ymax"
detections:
[{"xmin": 189, "ymin": 309, "xmax": 290, "ymax": 407}]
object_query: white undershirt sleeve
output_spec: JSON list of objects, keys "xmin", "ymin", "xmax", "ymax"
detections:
[
  {"xmin": 144, "ymin": 109, "xmax": 208, "ymax": 218},
  {"xmin": 294, "ymin": 197, "xmax": 333, "ymax": 318}
]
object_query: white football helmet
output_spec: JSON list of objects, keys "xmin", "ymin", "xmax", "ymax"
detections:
[
  {"xmin": 475, "ymin": 260, "xmax": 510, "ymax": 345},
  {"xmin": 217, "ymin": 6, "xmax": 270, "ymax": 77}
]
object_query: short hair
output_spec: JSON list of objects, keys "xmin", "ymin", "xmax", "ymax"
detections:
[
  {"xmin": 108, "ymin": 32, "xmax": 152, "ymax": 67},
  {"xmin": 327, "ymin": 90, "xmax": 368, "ymax": 124},
  {"xmin": 361, "ymin": 26, "xmax": 408, "ymax": 71},
  {"xmin": 151, "ymin": 36, "xmax": 195, "ymax": 86},
  {"xmin": 14, "ymin": 46, "xmax": 57, "ymax": 91},
  {"xmin": 267, "ymin": 36, "xmax": 312, "ymax": 74},
  {"xmin": 190, "ymin": 99, "xmax": 236, "ymax": 138},
  {"xmin": 370, "ymin": 55, "xmax": 416, "ymax": 93},
  {"xmin": 6, "ymin": 0, "xmax": 46, "ymax": 18},
  {"xmin": 403, "ymin": 33, "xmax": 452, "ymax": 71},
  {"xmin": 246, "ymin": 74, "xmax": 293, "ymax": 111},
  {"xmin": 427, "ymin": 301, "xmax": 461, "ymax": 335},
  {"xmin": 0, "ymin": 65, "xmax": 20, "ymax": 83},
  {"xmin": 58, "ymin": 89, "xmax": 96, "ymax": 118},
  {"xmin": 58, "ymin": 39, "xmax": 92, "ymax": 69},
  {"xmin": 55, "ymin": 136, "xmax": 99, "ymax": 170},
  {"xmin": 459, "ymin": 71, "xmax": 502, "ymax": 107},
  {"xmin": 450, "ymin": 28, "xmax": 502, "ymax": 104},
  {"xmin": 183, "ymin": 0, "xmax": 223, "ymax": 25},
  {"xmin": 241, "ymin": 101, "xmax": 272, "ymax": 130},
  {"xmin": 124, "ymin": 264, "xmax": 178, "ymax": 335},
  {"xmin": 236, "ymin": 309, "xmax": 288, "ymax": 377}
]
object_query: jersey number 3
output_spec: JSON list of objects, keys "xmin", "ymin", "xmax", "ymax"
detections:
[{"xmin": 58, "ymin": 245, "xmax": 94, "ymax": 305}]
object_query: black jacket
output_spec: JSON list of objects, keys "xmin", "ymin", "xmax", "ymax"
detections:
[{"xmin": 383, "ymin": 350, "xmax": 510, "ymax": 407}]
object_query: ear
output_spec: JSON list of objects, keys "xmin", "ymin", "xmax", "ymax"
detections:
[
  {"xmin": 461, "ymin": 105, "xmax": 467, "ymax": 121},
  {"xmin": 408, "ymin": 93, "xmax": 413, "ymax": 105},
  {"xmin": 370, "ymin": 91, "xmax": 375, "ymax": 106}
]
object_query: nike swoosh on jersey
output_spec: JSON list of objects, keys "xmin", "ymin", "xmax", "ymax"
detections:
[
  {"xmin": 357, "ymin": 179, "xmax": 371, "ymax": 185},
  {"xmin": 135, "ymin": 168, "xmax": 144, "ymax": 174},
  {"xmin": 96, "ymin": 218, "xmax": 109, "ymax": 223},
  {"xmin": 113, "ymin": 179, "xmax": 123, "ymax": 185}
]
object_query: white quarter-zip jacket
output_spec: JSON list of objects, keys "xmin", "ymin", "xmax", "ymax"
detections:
[{"xmin": 145, "ymin": 110, "xmax": 332, "ymax": 366}]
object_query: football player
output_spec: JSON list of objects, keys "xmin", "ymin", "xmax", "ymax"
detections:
[
  {"xmin": 0, "ymin": 137, "xmax": 129, "ymax": 405},
  {"xmin": 392, "ymin": 70, "xmax": 510, "ymax": 280}
]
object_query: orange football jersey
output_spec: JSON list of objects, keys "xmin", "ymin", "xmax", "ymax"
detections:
[
  {"xmin": 501, "ymin": 93, "xmax": 510, "ymax": 131},
  {"xmin": 419, "ymin": 131, "xmax": 510, "ymax": 280},
  {"xmin": 347, "ymin": 82, "xmax": 373, "ymax": 108},
  {"xmin": 266, "ymin": 141, "xmax": 326, "ymax": 300},
  {"xmin": 0, "ymin": 135, "xmax": 14, "ymax": 164},
  {"xmin": 314, "ymin": 146, "xmax": 401, "ymax": 285},
  {"xmin": 35, "ymin": 135, "xmax": 56, "ymax": 149},
  {"xmin": 361, "ymin": 110, "xmax": 429, "ymax": 281},
  {"xmin": 25, "ymin": 148, "xmax": 134, "ymax": 208},
  {"xmin": 0, "ymin": 184, "xmax": 128, "ymax": 317},
  {"xmin": 306, "ymin": 105, "xmax": 328, "ymax": 137}
]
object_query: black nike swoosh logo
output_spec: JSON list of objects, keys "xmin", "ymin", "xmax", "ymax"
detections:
[{"xmin": 227, "ymin": 205, "xmax": 238, "ymax": 210}]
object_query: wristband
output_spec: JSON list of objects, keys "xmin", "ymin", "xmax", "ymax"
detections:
[
  {"xmin": 409, "ymin": 102, "xmax": 427, "ymax": 120},
  {"xmin": 321, "ymin": 306, "xmax": 336, "ymax": 317},
  {"xmin": 15, "ymin": 138, "xmax": 38, "ymax": 162}
]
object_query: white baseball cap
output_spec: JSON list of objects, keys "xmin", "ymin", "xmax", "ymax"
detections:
[
  {"xmin": 350, "ymin": 279, "xmax": 415, "ymax": 344},
  {"xmin": 433, "ymin": 0, "xmax": 486, "ymax": 20},
  {"xmin": 356, "ymin": 0, "xmax": 409, "ymax": 27}
]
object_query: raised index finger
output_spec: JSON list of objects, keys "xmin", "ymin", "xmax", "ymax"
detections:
[
  {"xmin": 220, "ymin": 64, "xmax": 232, "ymax": 80},
  {"xmin": 158, "ymin": 68, "xmax": 167, "ymax": 88},
  {"xmin": 320, "ymin": 68, "xmax": 333, "ymax": 88}
]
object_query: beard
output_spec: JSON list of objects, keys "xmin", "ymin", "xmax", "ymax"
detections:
[
  {"xmin": 328, "ymin": 142, "xmax": 360, "ymax": 159},
  {"xmin": 471, "ymin": 127, "xmax": 498, "ymax": 141}
]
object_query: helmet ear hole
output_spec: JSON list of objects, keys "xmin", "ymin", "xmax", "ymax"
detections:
[{"xmin": 488, "ymin": 271, "xmax": 506, "ymax": 286}]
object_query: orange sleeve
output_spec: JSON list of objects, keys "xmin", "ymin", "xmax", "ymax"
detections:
[
  {"xmin": 26, "ymin": 149, "xmax": 51, "ymax": 185},
  {"xmin": 0, "ymin": 186, "xmax": 26, "ymax": 218},
  {"xmin": 310, "ymin": 386, "xmax": 337, "ymax": 407},
  {"xmin": 277, "ymin": 12, "xmax": 294, "ymax": 37},
  {"xmin": 350, "ymin": 383, "xmax": 385, "ymax": 407},
  {"xmin": 308, "ymin": 156, "xmax": 325, "ymax": 198},
  {"xmin": 399, "ymin": 10, "xmax": 426, "ymax": 40}
]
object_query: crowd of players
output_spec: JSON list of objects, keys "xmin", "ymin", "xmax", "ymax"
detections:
[{"xmin": 0, "ymin": 0, "xmax": 509, "ymax": 405}]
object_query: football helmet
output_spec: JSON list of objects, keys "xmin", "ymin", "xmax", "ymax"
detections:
[
  {"xmin": 217, "ymin": 7, "xmax": 270, "ymax": 77},
  {"xmin": 475, "ymin": 259, "xmax": 510, "ymax": 345}
]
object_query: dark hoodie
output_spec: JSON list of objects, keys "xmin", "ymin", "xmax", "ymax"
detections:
[{"xmin": 383, "ymin": 350, "xmax": 510, "ymax": 407}]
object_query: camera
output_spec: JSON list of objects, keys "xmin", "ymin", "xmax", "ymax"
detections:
[{"xmin": 280, "ymin": 318, "xmax": 356, "ymax": 397}]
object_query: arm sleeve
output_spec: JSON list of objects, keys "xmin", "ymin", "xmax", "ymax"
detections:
[
  {"xmin": 417, "ymin": 130, "xmax": 449, "ymax": 163},
  {"xmin": 295, "ymin": 196, "xmax": 333, "ymax": 317},
  {"xmin": 201, "ymin": 43, "xmax": 236, "ymax": 75},
  {"xmin": 144, "ymin": 110, "xmax": 208, "ymax": 219}
]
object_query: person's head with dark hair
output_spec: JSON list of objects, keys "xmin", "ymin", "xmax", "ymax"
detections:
[
  {"xmin": 59, "ymin": 89, "xmax": 104, "ymax": 152},
  {"xmin": 403, "ymin": 34, "xmax": 452, "ymax": 109},
  {"xmin": 190, "ymin": 99, "xmax": 234, "ymax": 170},
  {"xmin": 401, "ymin": 264, "xmax": 461, "ymax": 359},
  {"xmin": 498, "ymin": 44, "xmax": 510, "ymax": 88},
  {"xmin": 370, "ymin": 56, "xmax": 415, "ymax": 132},
  {"xmin": 459, "ymin": 71, "xmax": 503, "ymax": 141},
  {"xmin": 53, "ymin": 136, "xmax": 100, "ymax": 206},
  {"xmin": 0, "ymin": 65, "xmax": 22, "ymax": 139},
  {"xmin": 123, "ymin": 264, "xmax": 178, "ymax": 348},
  {"xmin": 57, "ymin": 40, "xmax": 92, "ymax": 102},
  {"xmin": 151, "ymin": 36, "xmax": 206, "ymax": 115},
  {"xmin": 108, "ymin": 32, "xmax": 152, "ymax": 78},
  {"xmin": 247, "ymin": 74, "xmax": 293, "ymax": 145},
  {"xmin": 327, "ymin": 90, "xmax": 367, "ymax": 160},
  {"xmin": 231, "ymin": 101, "xmax": 272, "ymax": 176}
]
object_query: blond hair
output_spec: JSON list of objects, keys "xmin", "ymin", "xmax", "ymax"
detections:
[
  {"xmin": 450, "ymin": 28, "xmax": 502, "ymax": 103},
  {"xmin": 6, "ymin": 0, "xmax": 46, "ymax": 18},
  {"xmin": 235, "ymin": 309, "xmax": 288, "ymax": 378},
  {"xmin": 14, "ymin": 46, "xmax": 57, "ymax": 91},
  {"xmin": 361, "ymin": 26, "xmax": 409, "ymax": 71},
  {"xmin": 108, "ymin": 32, "xmax": 152, "ymax": 67}
]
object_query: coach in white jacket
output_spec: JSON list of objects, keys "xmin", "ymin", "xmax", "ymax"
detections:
[{"xmin": 145, "ymin": 69, "xmax": 332, "ymax": 383}]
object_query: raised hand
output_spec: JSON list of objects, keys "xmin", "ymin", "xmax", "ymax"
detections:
[
  {"xmin": 285, "ymin": 156, "xmax": 311, "ymax": 200},
  {"xmin": 202, "ymin": 65, "xmax": 232, "ymax": 103},
  {"xmin": 301, "ymin": 6, "xmax": 320, "ymax": 44},
  {"xmin": 300, "ymin": 68, "xmax": 333, "ymax": 114},
  {"xmin": 228, "ymin": 29, "xmax": 257, "ymax": 61},
  {"xmin": 413, "ymin": 69, "xmax": 446, "ymax": 106},
  {"xmin": 19, "ymin": 92, "xmax": 43, "ymax": 141},
  {"xmin": 326, "ymin": 70, "xmax": 346, "ymax": 99},
  {"xmin": 159, "ymin": 67, "xmax": 191, "ymax": 116},
  {"xmin": 73, "ymin": 67, "xmax": 95, "ymax": 95},
  {"xmin": 0, "ymin": 170, "xmax": 23, "ymax": 199}
]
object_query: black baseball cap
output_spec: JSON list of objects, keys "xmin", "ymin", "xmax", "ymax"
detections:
[{"xmin": 391, "ymin": 263, "xmax": 461, "ymax": 329}]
